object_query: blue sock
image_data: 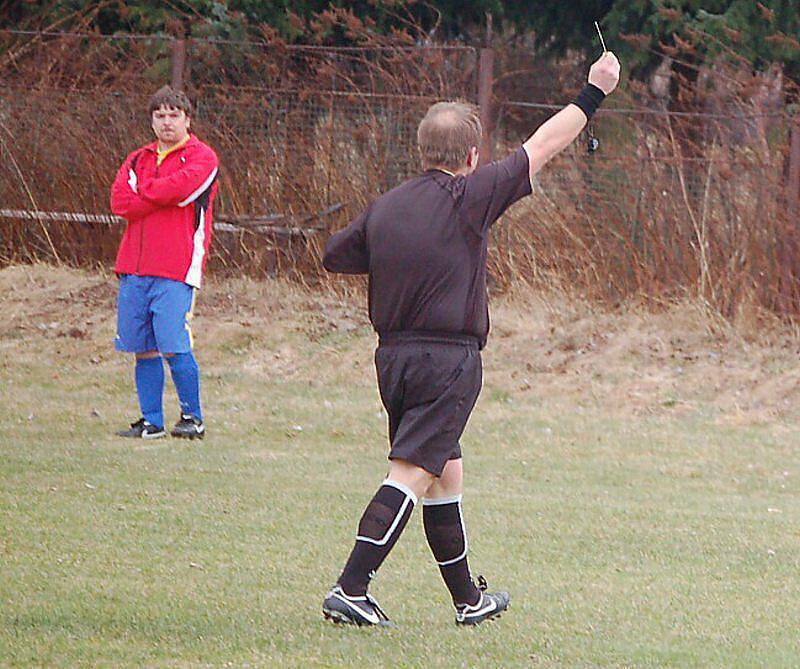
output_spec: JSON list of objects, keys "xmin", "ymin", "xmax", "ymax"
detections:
[
  {"xmin": 166, "ymin": 351, "xmax": 202, "ymax": 421},
  {"xmin": 135, "ymin": 357, "xmax": 164, "ymax": 428}
]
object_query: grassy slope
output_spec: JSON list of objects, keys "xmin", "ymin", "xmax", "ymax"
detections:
[{"xmin": 2, "ymin": 265, "xmax": 800, "ymax": 668}]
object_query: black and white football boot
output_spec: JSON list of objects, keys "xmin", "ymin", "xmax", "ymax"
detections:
[
  {"xmin": 116, "ymin": 418, "xmax": 166, "ymax": 439},
  {"xmin": 455, "ymin": 576, "xmax": 510, "ymax": 626},
  {"xmin": 322, "ymin": 586, "xmax": 395, "ymax": 627},
  {"xmin": 170, "ymin": 414, "xmax": 205, "ymax": 439}
]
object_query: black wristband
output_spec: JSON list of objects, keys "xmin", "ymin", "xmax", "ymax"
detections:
[{"xmin": 572, "ymin": 83, "xmax": 606, "ymax": 120}]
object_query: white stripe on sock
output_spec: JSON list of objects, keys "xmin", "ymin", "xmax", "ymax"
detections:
[
  {"xmin": 382, "ymin": 478, "xmax": 418, "ymax": 506},
  {"xmin": 422, "ymin": 493, "xmax": 462, "ymax": 506},
  {"xmin": 434, "ymin": 498, "xmax": 469, "ymax": 567},
  {"xmin": 355, "ymin": 480, "xmax": 416, "ymax": 546}
]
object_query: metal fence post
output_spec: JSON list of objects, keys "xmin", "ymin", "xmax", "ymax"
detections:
[{"xmin": 171, "ymin": 38, "xmax": 186, "ymax": 90}]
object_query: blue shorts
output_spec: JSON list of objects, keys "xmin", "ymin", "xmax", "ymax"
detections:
[{"xmin": 115, "ymin": 275, "xmax": 195, "ymax": 354}]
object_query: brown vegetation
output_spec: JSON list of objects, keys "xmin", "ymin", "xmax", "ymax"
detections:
[{"xmin": 1, "ymin": 18, "xmax": 799, "ymax": 319}]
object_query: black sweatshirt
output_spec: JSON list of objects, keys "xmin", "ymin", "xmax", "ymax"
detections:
[{"xmin": 323, "ymin": 147, "xmax": 532, "ymax": 349}]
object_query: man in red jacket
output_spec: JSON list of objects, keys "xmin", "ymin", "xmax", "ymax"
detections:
[{"xmin": 110, "ymin": 85, "xmax": 218, "ymax": 439}]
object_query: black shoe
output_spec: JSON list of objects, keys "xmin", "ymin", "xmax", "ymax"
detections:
[
  {"xmin": 116, "ymin": 418, "xmax": 166, "ymax": 439},
  {"xmin": 455, "ymin": 576, "xmax": 510, "ymax": 626},
  {"xmin": 170, "ymin": 414, "xmax": 205, "ymax": 439},
  {"xmin": 322, "ymin": 585, "xmax": 395, "ymax": 627}
]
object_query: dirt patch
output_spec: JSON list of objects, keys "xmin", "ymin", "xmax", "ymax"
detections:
[
  {"xmin": 3, "ymin": 263, "xmax": 799, "ymax": 424},
  {"xmin": 487, "ymin": 291, "xmax": 800, "ymax": 422},
  {"xmin": 1, "ymin": 264, "xmax": 117, "ymax": 340}
]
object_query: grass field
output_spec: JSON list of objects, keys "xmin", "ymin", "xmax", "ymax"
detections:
[{"xmin": 3, "ymin": 265, "xmax": 800, "ymax": 668}]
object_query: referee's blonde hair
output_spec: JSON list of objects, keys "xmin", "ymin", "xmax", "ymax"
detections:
[{"xmin": 417, "ymin": 101, "xmax": 482, "ymax": 171}]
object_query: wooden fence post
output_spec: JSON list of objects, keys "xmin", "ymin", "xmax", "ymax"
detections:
[
  {"xmin": 788, "ymin": 113, "xmax": 800, "ymax": 219},
  {"xmin": 477, "ymin": 13, "xmax": 494, "ymax": 166},
  {"xmin": 171, "ymin": 38, "xmax": 186, "ymax": 90},
  {"xmin": 478, "ymin": 48, "xmax": 495, "ymax": 165}
]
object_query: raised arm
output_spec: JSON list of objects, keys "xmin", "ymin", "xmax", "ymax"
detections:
[{"xmin": 523, "ymin": 52, "xmax": 620, "ymax": 179}]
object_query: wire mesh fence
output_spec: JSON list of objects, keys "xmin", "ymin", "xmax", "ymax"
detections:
[
  {"xmin": 493, "ymin": 100, "xmax": 799, "ymax": 314},
  {"xmin": 0, "ymin": 30, "xmax": 477, "ymax": 276},
  {"xmin": 1, "ymin": 29, "xmax": 799, "ymax": 314}
]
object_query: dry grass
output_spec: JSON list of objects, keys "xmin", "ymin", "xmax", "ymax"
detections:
[
  {"xmin": 4, "ymin": 264, "xmax": 800, "ymax": 668},
  {"xmin": 3, "ymin": 29, "xmax": 799, "ymax": 319},
  {"xmin": 3, "ymin": 264, "xmax": 800, "ymax": 427},
  {"xmin": 487, "ymin": 287, "xmax": 800, "ymax": 425}
]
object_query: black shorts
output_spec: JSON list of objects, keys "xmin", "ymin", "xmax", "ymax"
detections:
[{"xmin": 375, "ymin": 332, "xmax": 483, "ymax": 477}]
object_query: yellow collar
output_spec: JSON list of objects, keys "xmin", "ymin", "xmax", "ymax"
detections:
[{"xmin": 157, "ymin": 135, "xmax": 190, "ymax": 166}]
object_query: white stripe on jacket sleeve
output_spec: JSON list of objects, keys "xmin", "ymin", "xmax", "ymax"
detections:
[{"xmin": 178, "ymin": 167, "xmax": 218, "ymax": 208}]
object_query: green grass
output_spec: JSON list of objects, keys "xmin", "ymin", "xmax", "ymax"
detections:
[{"xmin": 3, "ymin": 286, "xmax": 800, "ymax": 668}]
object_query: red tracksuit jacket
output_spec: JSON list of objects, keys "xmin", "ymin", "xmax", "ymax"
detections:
[{"xmin": 111, "ymin": 134, "xmax": 219, "ymax": 287}]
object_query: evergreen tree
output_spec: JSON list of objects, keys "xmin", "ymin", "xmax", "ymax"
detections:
[{"xmin": 2, "ymin": 0, "xmax": 797, "ymax": 80}]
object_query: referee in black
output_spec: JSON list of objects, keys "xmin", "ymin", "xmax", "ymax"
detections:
[{"xmin": 322, "ymin": 52, "xmax": 621, "ymax": 627}]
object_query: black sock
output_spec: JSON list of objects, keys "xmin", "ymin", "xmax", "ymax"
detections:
[
  {"xmin": 337, "ymin": 480, "xmax": 417, "ymax": 597},
  {"xmin": 423, "ymin": 495, "xmax": 480, "ymax": 606}
]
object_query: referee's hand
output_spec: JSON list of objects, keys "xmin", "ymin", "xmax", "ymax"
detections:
[{"xmin": 588, "ymin": 52, "xmax": 620, "ymax": 95}]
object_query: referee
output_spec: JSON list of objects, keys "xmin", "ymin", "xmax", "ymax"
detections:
[{"xmin": 322, "ymin": 52, "xmax": 621, "ymax": 626}]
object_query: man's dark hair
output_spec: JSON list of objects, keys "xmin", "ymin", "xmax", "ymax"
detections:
[{"xmin": 148, "ymin": 85, "xmax": 192, "ymax": 116}]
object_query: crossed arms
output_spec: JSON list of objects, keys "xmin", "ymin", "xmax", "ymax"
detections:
[{"xmin": 110, "ymin": 148, "xmax": 218, "ymax": 220}]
